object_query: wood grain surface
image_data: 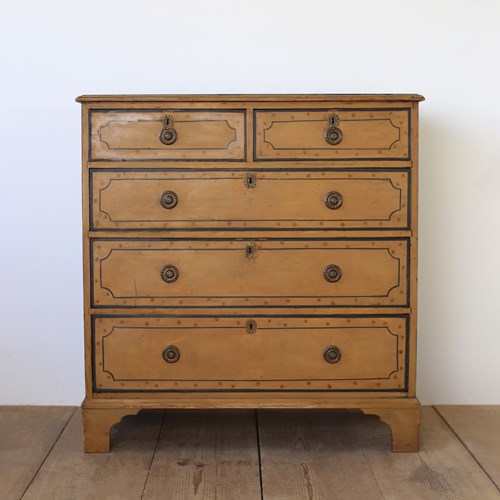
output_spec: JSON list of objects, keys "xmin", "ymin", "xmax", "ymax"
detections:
[
  {"xmin": 1, "ymin": 406, "xmax": 498, "ymax": 499},
  {"xmin": 436, "ymin": 405, "xmax": 500, "ymax": 489},
  {"xmin": 0, "ymin": 407, "xmax": 75, "ymax": 500}
]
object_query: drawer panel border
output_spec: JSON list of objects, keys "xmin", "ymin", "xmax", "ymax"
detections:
[
  {"xmin": 90, "ymin": 237, "xmax": 411, "ymax": 309},
  {"xmin": 91, "ymin": 314, "xmax": 409, "ymax": 393},
  {"xmin": 253, "ymin": 107, "xmax": 411, "ymax": 162},
  {"xmin": 89, "ymin": 108, "xmax": 247, "ymax": 162},
  {"xmin": 89, "ymin": 168, "xmax": 411, "ymax": 231}
]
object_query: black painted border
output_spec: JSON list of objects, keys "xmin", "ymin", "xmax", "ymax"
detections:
[
  {"xmin": 89, "ymin": 168, "xmax": 410, "ymax": 231},
  {"xmin": 253, "ymin": 107, "xmax": 412, "ymax": 162},
  {"xmin": 91, "ymin": 313, "xmax": 410, "ymax": 393},
  {"xmin": 88, "ymin": 109, "xmax": 247, "ymax": 162},
  {"xmin": 90, "ymin": 237, "xmax": 410, "ymax": 309}
]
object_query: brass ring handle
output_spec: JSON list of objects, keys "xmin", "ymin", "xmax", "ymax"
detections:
[
  {"xmin": 324, "ymin": 113, "xmax": 343, "ymax": 146},
  {"xmin": 160, "ymin": 190, "xmax": 178, "ymax": 209},
  {"xmin": 160, "ymin": 265, "xmax": 179, "ymax": 283},
  {"xmin": 323, "ymin": 345, "xmax": 342, "ymax": 364},
  {"xmin": 324, "ymin": 191, "xmax": 343, "ymax": 210},
  {"xmin": 159, "ymin": 114, "xmax": 177, "ymax": 145},
  {"xmin": 162, "ymin": 345, "xmax": 180, "ymax": 363},
  {"xmin": 324, "ymin": 264, "xmax": 342, "ymax": 283}
]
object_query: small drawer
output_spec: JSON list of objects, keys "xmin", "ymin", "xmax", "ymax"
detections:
[
  {"xmin": 90, "ymin": 109, "xmax": 246, "ymax": 161},
  {"xmin": 91, "ymin": 170, "xmax": 409, "ymax": 230},
  {"xmin": 93, "ymin": 316, "xmax": 407, "ymax": 392},
  {"xmin": 91, "ymin": 239, "xmax": 408, "ymax": 308},
  {"xmin": 254, "ymin": 108, "xmax": 410, "ymax": 161}
]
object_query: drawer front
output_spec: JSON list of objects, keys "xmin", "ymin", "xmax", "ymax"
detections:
[
  {"xmin": 90, "ymin": 109, "xmax": 246, "ymax": 161},
  {"xmin": 254, "ymin": 108, "xmax": 410, "ymax": 161},
  {"xmin": 91, "ymin": 170, "xmax": 409, "ymax": 230},
  {"xmin": 92, "ymin": 239, "xmax": 408, "ymax": 308},
  {"xmin": 93, "ymin": 316, "xmax": 407, "ymax": 391}
]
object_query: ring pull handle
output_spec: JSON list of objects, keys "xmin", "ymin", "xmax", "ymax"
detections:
[
  {"xmin": 160, "ymin": 190, "xmax": 178, "ymax": 209},
  {"xmin": 160, "ymin": 264, "xmax": 179, "ymax": 283},
  {"xmin": 324, "ymin": 113, "xmax": 343, "ymax": 146},
  {"xmin": 162, "ymin": 345, "xmax": 180, "ymax": 363},
  {"xmin": 159, "ymin": 114, "xmax": 178, "ymax": 145},
  {"xmin": 324, "ymin": 191, "xmax": 343, "ymax": 210},
  {"xmin": 323, "ymin": 345, "xmax": 342, "ymax": 364},
  {"xmin": 324, "ymin": 264, "xmax": 342, "ymax": 283}
]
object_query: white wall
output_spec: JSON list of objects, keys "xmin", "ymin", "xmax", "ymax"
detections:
[{"xmin": 1, "ymin": 0, "xmax": 499, "ymax": 405}]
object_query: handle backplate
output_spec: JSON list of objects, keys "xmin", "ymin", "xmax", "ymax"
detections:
[
  {"xmin": 159, "ymin": 114, "xmax": 178, "ymax": 145},
  {"xmin": 160, "ymin": 264, "xmax": 179, "ymax": 283},
  {"xmin": 324, "ymin": 113, "xmax": 343, "ymax": 146},
  {"xmin": 160, "ymin": 190, "xmax": 178, "ymax": 209},
  {"xmin": 323, "ymin": 345, "xmax": 342, "ymax": 364},
  {"xmin": 324, "ymin": 191, "xmax": 343, "ymax": 210},
  {"xmin": 162, "ymin": 345, "xmax": 180, "ymax": 363},
  {"xmin": 324, "ymin": 264, "xmax": 342, "ymax": 283}
]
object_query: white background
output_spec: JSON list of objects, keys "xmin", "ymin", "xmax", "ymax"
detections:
[{"xmin": 1, "ymin": 0, "xmax": 499, "ymax": 405}]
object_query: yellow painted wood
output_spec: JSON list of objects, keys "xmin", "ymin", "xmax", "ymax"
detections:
[
  {"xmin": 80, "ymin": 94, "xmax": 422, "ymax": 453},
  {"xmin": 91, "ymin": 110, "xmax": 245, "ymax": 161},
  {"xmin": 255, "ymin": 109, "xmax": 410, "ymax": 161},
  {"xmin": 93, "ymin": 316, "xmax": 406, "ymax": 392},
  {"xmin": 92, "ymin": 239, "xmax": 407, "ymax": 308},
  {"xmin": 77, "ymin": 94, "xmax": 425, "ymax": 103},
  {"xmin": 92, "ymin": 170, "xmax": 408, "ymax": 230}
]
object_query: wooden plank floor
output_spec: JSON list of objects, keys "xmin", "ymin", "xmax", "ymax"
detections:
[{"xmin": 1, "ymin": 406, "xmax": 498, "ymax": 500}]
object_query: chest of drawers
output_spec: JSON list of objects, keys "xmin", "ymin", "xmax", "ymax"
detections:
[{"xmin": 77, "ymin": 94, "xmax": 424, "ymax": 453}]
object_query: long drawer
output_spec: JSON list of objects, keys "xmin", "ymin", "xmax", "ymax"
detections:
[
  {"xmin": 91, "ymin": 170, "xmax": 409, "ymax": 230},
  {"xmin": 91, "ymin": 239, "xmax": 409, "ymax": 308},
  {"xmin": 93, "ymin": 316, "xmax": 407, "ymax": 391},
  {"xmin": 254, "ymin": 108, "xmax": 410, "ymax": 161},
  {"xmin": 90, "ymin": 109, "xmax": 246, "ymax": 161}
]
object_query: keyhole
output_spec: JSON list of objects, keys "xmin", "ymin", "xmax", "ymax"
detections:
[
  {"xmin": 246, "ymin": 320, "xmax": 257, "ymax": 334},
  {"xmin": 246, "ymin": 243, "xmax": 255, "ymax": 258}
]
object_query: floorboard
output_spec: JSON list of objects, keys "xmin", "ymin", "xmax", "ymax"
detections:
[
  {"xmin": 258, "ymin": 409, "xmax": 384, "ymax": 499},
  {"xmin": 21, "ymin": 409, "xmax": 163, "ymax": 500},
  {"xmin": 435, "ymin": 405, "xmax": 500, "ymax": 491},
  {"xmin": 0, "ymin": 405, "xmax": 499, "ymax": 500},
  {"xmin": 349, "ymin": 406, "xmax": 500, "ymax": 499},
  {"xmin": 0, "ymin": 406, "xmax": 75, "ymax": 500},
  {"xmin": 142, "ymin": 410, "xmax": 262, "ymax": 500}
]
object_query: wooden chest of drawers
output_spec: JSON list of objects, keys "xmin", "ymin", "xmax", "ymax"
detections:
[{"xmin": 77, "ymin": 94, "xmax": 424, "ymax": 453}]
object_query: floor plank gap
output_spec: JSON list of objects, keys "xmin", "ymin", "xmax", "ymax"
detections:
[
  {"xmin": 140, "ymin": 410, "xmax": 166, "ymax": 500},
  {"xmin": 433, "ymin": 405, "xmax": 500, "ymax": 494},
  {"xmin": 255, "ymin": 410, "xmax": 265, "ymax": 500},
  {"xmin": 347, "ymin": 410, "xmax": 388, "ymax": 500},
  {"xmin": 18, "ymin": 407, "xmax": 77, "ymax": 500}
]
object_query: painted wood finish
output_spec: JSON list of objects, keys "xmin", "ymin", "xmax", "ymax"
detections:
[
  {"xmin": 91, "ymin": 239, "xmax": 408, "ymax": 308},
  {"xmin": 90, "ymin": 110, "xmax": 246, "ymax": 161},
  {"xmin": 91, "ymin": 170, "xmax": 409, "ymax": 230},
  {"xmin": 79, "ymin": 94, "xmax": 423, "ymax": 453},
  {"xmin": 254, "ymin": 108, "xmax": 410, "ymax": 161},
  {"xmin": 93, "ymin": 316, "xmax": 407, "ymax": 392}
]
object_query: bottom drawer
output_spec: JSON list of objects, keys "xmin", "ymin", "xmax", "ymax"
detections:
[{"xmin": 93, "ymin": 316, "xmax": 407, "ymax": 392}]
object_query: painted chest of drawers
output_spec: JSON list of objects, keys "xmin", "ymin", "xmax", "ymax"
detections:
[{"xmin": 77, "ymin": 94, "xmax": 424, "ymax": 452}]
